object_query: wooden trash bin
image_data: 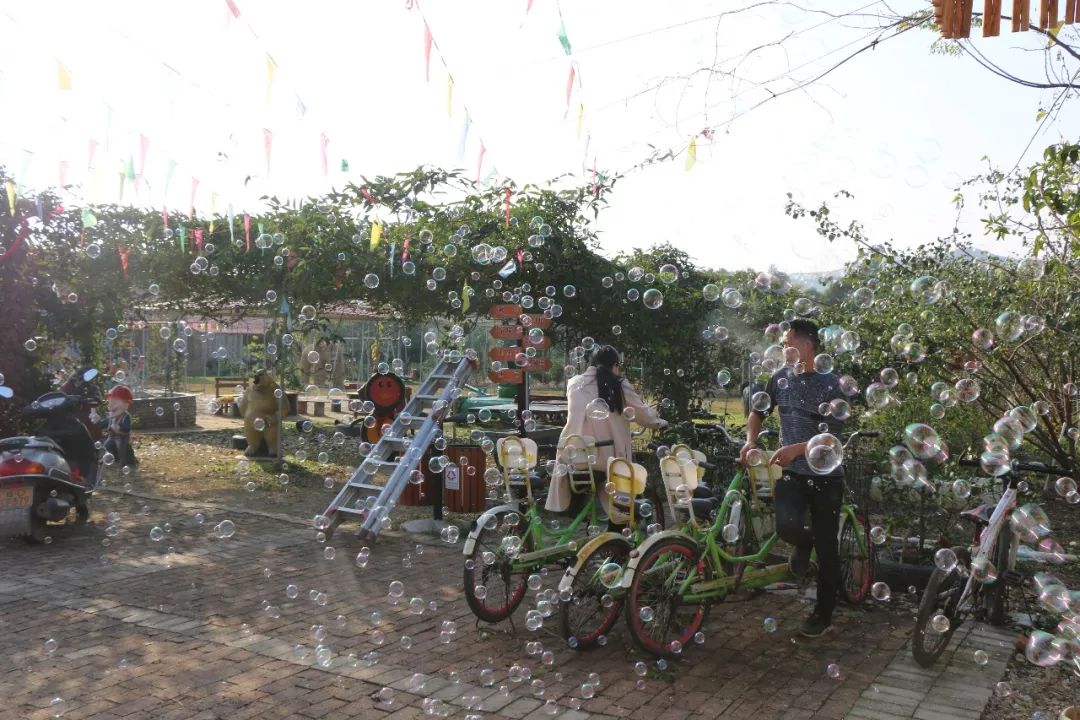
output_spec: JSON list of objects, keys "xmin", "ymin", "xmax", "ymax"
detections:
[{"xmin": 423, "ymin": 444, "xmax": 487, "ymax": 513}]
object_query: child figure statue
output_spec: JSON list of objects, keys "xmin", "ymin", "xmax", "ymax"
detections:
[{"xmin": 100, "ymin": 385, "xmax": 137, "ymax": 468}]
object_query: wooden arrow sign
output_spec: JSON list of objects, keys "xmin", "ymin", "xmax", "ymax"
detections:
[
  {"xmin": 489, "ymin": 369, "xmax": 524, "ymax": 384},
  {"xmin": 490, "ymin": 325, "xmax": 524, "ymax": 340},
  {"xmin": 489, "ymin": 346, "xmax": 524, "ymax": 362},
  {"xmin": 520, "ymin": 314, "xmax": 552, "ymax": 329},
  {"xmin": 519, "ymin": 356, "xmax": 552, "ymax": 372},
  {"xmin": 488, "ymin": 304, "xmax": 523, "ymax": 320},
  {"xmin": 522, "ymin": 335, "xmax": 553, "ymax": 349}
]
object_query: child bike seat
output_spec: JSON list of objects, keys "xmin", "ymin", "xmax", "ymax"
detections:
[{"xmin": 960, "ymin": 504, "xmax": 993, "ymax": 526}]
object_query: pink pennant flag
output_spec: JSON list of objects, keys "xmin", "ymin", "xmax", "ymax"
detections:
[
  {"xmin": 243, "ymin": 214, "xmax": 251, "ymax": 252},
  {"xmin": 424, "ymin": 23, "xmax": 433, "ymax": 82},
  {"xmin": 564, "ymin": 64, "xmax": 576, "ymax": 119},
  {"xmin": 137, "ymin": 134, "xmax": 150, "ymax": 181},
  {"xmin": 360, "ymin": 186, "xmax": 376, "ymax": 206},
  {"xmin": 527, "ymin": 0, "xmax": 535, "ymax": 12},
  {"xmin": 87, "ymin": 138, "xmax": 98, "ymax": 169},
  {"xmin": 475, "ymin": 142, "xmax": 487, "ymax": 183},
  {"xmin": 189, "ymin": 177, "xmax": 199, "ymax": 220},
  {"xmin": 263, "ymin": 128, "xmax": 273, "ymax": 175},
  {"xmin": 194, "ymin": 229, "xmax": 204, "ymax": 252},
  {"xmin": 224, "ymin": 0, "xmax": 240, "ymax": 18},
  {"xmin": 58, "ymin": 160, "xmax": 69, "ymax": 189},
  {"xmin": 162, "ymin": 206, "xmax": 169, "ymax": 231},
  {"xmin": 320, "ymin": 133, "xmax": 330, "ymax": 177}
]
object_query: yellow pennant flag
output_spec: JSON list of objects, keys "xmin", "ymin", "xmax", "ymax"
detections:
[
  {"xmin": 5, "ymin": 180, "xmax": 16, "ymax": 215},
  {"xmin": 685, "ymin": 136, "xmax": 697, "ymax": 171},
  {"xmin": 57, "ymin": 61, "xmax": 72, "ymax": 90},
  {"xmin": 370, "ymin": 221, "xmax": 383, "ymax": 250},
  {"xmin": 576, "ymin": 104, "xmax": 585, "ymax": 138},
  {"xmin": 266, "ymin": 55, "xmax": 277, "ymax": 104},
  {"xmin": 462, "ymin": 281, "xmax": 471, "ymax": 313},
  {"xmin": 446, "ymin": 75, "xmax": 454, "ymax": 117}
]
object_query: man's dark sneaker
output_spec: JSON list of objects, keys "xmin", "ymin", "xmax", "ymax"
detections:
[
  {"xmin": 799, "ymin": 612, "xmax": 833, "ymax": 638},
  {"xmin": 788, "ymin": 543, "xmax": 812, "ymax": 578}
]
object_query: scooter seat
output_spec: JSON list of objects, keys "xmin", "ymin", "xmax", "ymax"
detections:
[
  {"xmin": 0, "ymin": 435, "xmax": 64, "ymax": 454},
  {"xmin": 691, "ymin": 497, "xmax": 719, "ymax": 521}
]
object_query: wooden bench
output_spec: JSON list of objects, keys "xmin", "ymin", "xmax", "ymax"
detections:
[
  {"xmin": 297, "ymin": 399, "xmax": 326, "ymax": 417},
  {"xmin": 215, "ymin": 377, "xmax": 247, "ymax": 398}
]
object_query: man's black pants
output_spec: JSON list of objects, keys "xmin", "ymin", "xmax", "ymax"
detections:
[{"xmin": 774, "ymin": 472, "xmax": 843, "ymax": 622}]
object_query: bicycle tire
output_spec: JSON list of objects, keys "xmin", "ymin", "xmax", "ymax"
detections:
[
  {"xmin": 838, "ymin": 513, "xmax": 874, "ymax": 603},
  {"xmin": 559, "ymin": 537, "xmax": 631, "ymax": 649},
  {"xmin": 624, "ymin": 536, "xmax": 712, "ymax": 658},
  {"xmin": 912, "ymin": 546, "xmax": 968, "ymax": 668},
  {"xmin": 463, "ymin": 509, "xmax": 534, "ymax": 623},
  {"xmin": 983, "ymin": 524, "xmax": 1015, "ymax": 626}
]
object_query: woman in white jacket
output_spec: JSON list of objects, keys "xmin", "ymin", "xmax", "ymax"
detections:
[{"xmin": 545, "ymin": 345, "xmax": 667, "ymax": 513}]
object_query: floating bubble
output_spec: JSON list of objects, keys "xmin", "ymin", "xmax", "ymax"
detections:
[
  {"xmin": 933, "ymin": 548, "xmax": 957, "ymax": 572},
  {"xmin": 871, "ymin": 582, "xmax": 891, "ymax": 601},
  {"xmin": 642, "ymin": 288, "xmax": 663, "ymax": 309},
  {"xmin": 805, "ymin": 433, "xmax": 843, "ymax": 474}
]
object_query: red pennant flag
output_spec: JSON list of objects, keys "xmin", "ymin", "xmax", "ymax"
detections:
[
  {"xmin": 0, "ymin": 220, "xmax": 30, "ymax": 264},
  {"xmin": 118, "ymin": 244, "xmax": 130, "ymax": 276},
  {"xmin": 527, "ymin": 0, "xmax": 535, "ymax": 12},
  {"xmin": 516, "ymin": 248, "xmax": 525, "ymax": 265},
  {"xmin": 263, "ymin": 128, "xmax": 273, "ymax": 175},
  {"xmin": 189, "ymin": 177, "xmax": 199, "ymax": 220},
  {"xmin": 319, "ymin": 133, "xmax": 329, "ymax": 177},
  {"xmin": 564, "ymin": 64, "xmax": 576, "ymax": 119},
  {"xmin": 243, "ymin": 214, "xmax": 251, "ymax": 252},
  {"xmin": 162, "ymin": 206, "xmax": 169, "ymax": 231},
  {"xmin": 224, "ymin": 0, "xmax": 240, "ymax": 17},
  {"xmin": 402, "ymin": 237, "xmax": 410, "ymax": 262},
  {"xmin": 475, "ymin": 142, "xmax": 487, "ymax": 183},
  {"xmin": 194, "ymin": 229, "xmax": 204, "ymax": 252},
  {"xmin": 360, "ymin": 186, "xmax": 376, "ymax": 206},
  {"xmin": 423, "ymin": 23, "xmax": 433, "ymax": 82},
  {"xmin": 504, "ymin": 187, "xmax": 512, "ymax": 227}
]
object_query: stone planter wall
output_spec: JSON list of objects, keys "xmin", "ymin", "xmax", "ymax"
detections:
[{"xmin": 129, "ymin": 392, "xmax": 197, "ymax": 430}]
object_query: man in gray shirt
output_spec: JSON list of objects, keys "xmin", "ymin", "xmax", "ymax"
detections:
[{"xmin": 740, "ymin": 320, "xmax": 846, "ymax": 638}]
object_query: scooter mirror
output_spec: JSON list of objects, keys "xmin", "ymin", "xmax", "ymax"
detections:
[
  {"xmin": 0, "ymin": 386, "xmax": 12, "ymax": 399},
  {"xmin": 83, "ymin": 368, "xmax": 99, "ymax": 382}
]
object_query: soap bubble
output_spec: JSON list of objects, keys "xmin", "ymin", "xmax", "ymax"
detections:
[
  {"xmin": 642, "ymin": 288, "xmax": 664, "ymax": 309},
  {"xmin": 702, "ymin": 283, "xmax": 720, "ymax": 301},
  {"xmin": 871, "ymin": 582, "xmax": 891, "ymax": 601},
  {"xmin": 364, "ymin": 273, "xmax": 380, "ymax": 289},
  {"xmin": 586, "ymin": 398, "xmax": 610, "ymax": 421},
  {"xmin": 933, "ymin": 548, "xmax": 957, "ymax": 572},
  {"xmin": 805, "ymin": 434, "xmax": 843, "ymax": 474},
  {"xmin": 763, "ymin": 617, "xmax": 778, "ymax": 632}
]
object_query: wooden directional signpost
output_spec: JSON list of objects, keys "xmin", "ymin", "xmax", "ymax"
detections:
[{"xmin": 487, "ymin": 304, "xmax": 555, "ymax": 434}]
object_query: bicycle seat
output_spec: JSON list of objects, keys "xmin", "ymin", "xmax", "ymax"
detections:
[
  {"xmin": 690, "ymin": 496, "xmax": 719, "ymax": 521},
  {"xmin": 960, "ymin": 504, "xmax": 993, "ymax": 526}
]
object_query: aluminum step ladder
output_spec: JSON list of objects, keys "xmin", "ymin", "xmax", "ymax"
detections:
[{"xmin": 323, "ymin": 356, "xmax": 475, "ymax": 542}]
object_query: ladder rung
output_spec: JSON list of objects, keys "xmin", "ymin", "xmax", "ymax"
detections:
[
  {"xmin": 331, "ymin": 506, "xmax": 364, "ymax": 515},
  {"xmin": 430, "ymin": 373, "xmax": 455, "ymax": 379},
  {"xmin": 414, "ymin": 394, "xmax": 440, "ymax": 401},
  {"xmin": 348, "ymin": 481, "xmax": 383, "ymax": 491}
]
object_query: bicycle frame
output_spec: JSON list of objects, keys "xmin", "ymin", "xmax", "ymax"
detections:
[{"xmin": 953, "ymin": 485, "xmax": 1018, "ymax": 612}]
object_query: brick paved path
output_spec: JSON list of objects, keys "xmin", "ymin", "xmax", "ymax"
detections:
[{"xmin": 0, "ymin": 491, "xmax": 969, "ymax": 720}]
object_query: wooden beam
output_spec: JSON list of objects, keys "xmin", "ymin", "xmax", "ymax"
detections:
[
  {"xmin": 1065, "ymin": 0, "xmax": 1076, "ymax": 25},
  {"xmin": 960, "ymin": 0, "xmax": 975, "ymax": 36},
  {"xmin": 984, "ymin": 0, "xmax": 1002, "ymax": 36}
]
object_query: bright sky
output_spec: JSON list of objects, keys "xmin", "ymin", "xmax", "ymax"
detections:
[{"xmin": 1, "ymin": 0, "xmax": 1076, "ymax": 272}]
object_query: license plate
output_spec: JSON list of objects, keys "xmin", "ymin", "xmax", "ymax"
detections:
[{"xmin": 0, "ymin": 484, "xmax": 33, "ymax": 510}]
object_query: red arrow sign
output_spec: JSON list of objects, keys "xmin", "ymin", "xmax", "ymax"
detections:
[
  {"xmin": 519, "ymin": 356, "xmax": 552, "ymax": 372},
  {"xmin": 489, "ymin": 304, "xmax": 523, "ymax": 320},
  {"xmin": 522, "ymin": 335, "xmax": 553, "ymax": 349},
  {"xmin": 490, "ymin": 325, "xmax": 524, "ymax": 340},
  {"xmin": 489, "ymin": 369, "xmax": 524, "ymax": 384},
  {"xmin": 520, "ymin": 314, "xmax": 552, "ymax": 329},
  {"xmin": 489, "ymin": 346, "xmax": 524, "ymax": 361}
]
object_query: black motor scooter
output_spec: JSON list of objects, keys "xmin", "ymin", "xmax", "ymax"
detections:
[{"xmin": 0, "ymin": 368, "xmax": 102, "ymax": 543}]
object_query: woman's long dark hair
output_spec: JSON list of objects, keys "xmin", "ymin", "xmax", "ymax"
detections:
[{"xmin": 591, "ymin": 345, "xmax": 625, "ymax": 414}]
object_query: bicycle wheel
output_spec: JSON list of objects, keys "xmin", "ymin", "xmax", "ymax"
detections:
[
  {"xmin": 983, "ymin": 524, "xmax": 1015, "ymax": 626},
  {"xmin": 912, "ymin": 546, "xmax": 968, "ymax": 668},
  {"xmin": 560, "ymin": 537, "xmax": 631, "ymax": 649},
  {"xmin": 624, "ymin": 537, "xmax": 712, "ymax": 658},
  {"xmin": 838, "ymin": 512, "xmax": 874, "ymax": 603},
  {"xmin": 463, "ymin": 510, "xmax": 534, "ymax": 623}
]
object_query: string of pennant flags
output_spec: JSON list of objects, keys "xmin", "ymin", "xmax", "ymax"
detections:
[{"xmin": 5, "ymin": 0, "xmax": 728, "ymax": 251}]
